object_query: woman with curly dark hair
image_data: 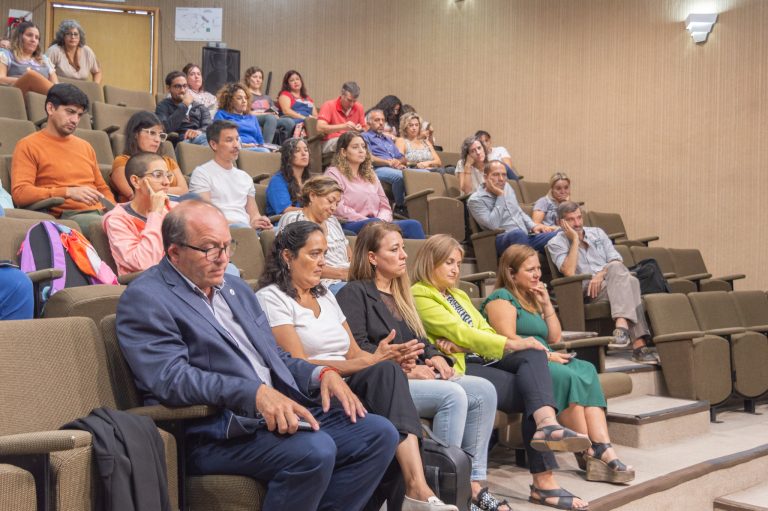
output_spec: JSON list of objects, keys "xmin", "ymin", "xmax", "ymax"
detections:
[
  {"xmin": 213, "ymin": 82, "xmax": 269, "ymax": 152},
  {"xmin": 325, "ymin": 132, "xmax": 425, "ymax": 239},
  {"xmin": 366, "ymin": 95, "xmax": 402, "ymax": 137},
  {"xmin": 46, "ymin": 19, "xmax": 100, "ymax": 83},
  {"xmin": 265, "ymin": 138, "xmax": 311, "ymax": 216},
  {"xmin": 256, "ymin": 221, "xmax": 458, "ymax": 511}
]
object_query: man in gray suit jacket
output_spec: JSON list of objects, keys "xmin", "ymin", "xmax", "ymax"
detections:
[{"xmin": 116, "ymin": 200, "xmax": 399, "ymax": 510}]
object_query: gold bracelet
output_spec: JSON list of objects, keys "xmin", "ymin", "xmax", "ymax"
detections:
[{"xmin": 543, "ymin": 311, "xmax": 556, "ymax": 319}]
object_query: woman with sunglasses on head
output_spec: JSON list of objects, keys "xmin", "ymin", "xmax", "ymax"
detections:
[
  {"xmin": 111, "ymin": 111, "xmax": 188, "ymax": 203},
  {"xmin": 532, "ymin": 172, "xmax": 572, "ymax": 226},
  {"xmin": 46, "ymin": 19, "xmax": 101, "ymax": 83}
]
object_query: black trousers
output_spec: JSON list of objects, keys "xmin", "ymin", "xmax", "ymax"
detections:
[
  {"xmin": 466, "ymin": 349, "xmax": 558, "ymax": 474},
  {"xmin": 347, "ymin": 360, "xmax": 422, "ymax": 511}
]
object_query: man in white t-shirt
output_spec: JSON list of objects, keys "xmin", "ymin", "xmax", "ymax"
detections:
[
  {"xmin": 476, "ymin": 130, "xmax": 519, "ymax": 180},
  {"xmin": 189, "ymin": 120, "xmax": 273, "ymax": 230}
]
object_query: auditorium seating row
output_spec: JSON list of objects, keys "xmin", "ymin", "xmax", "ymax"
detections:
[{"xmin": 644, "ymin": 290, "xmax": 768, "ymax": 419}]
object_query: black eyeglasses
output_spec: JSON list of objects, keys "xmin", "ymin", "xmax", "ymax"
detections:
[{"xmin": 180, "ymin": 241, "xmax": 237, "ymax": 261}]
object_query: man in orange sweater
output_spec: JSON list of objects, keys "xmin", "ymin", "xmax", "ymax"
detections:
[{"xmin": 11, "ymin": 83, "xmax": 115, "ymax": 232}]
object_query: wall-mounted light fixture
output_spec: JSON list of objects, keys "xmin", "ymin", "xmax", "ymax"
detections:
[{"xmin": 685, "ymin": 13, "xmax": 718, "ymax": 43}]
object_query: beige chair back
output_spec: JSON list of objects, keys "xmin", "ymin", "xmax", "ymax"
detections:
[
  {"xmin": 0, "ymin": 317, "xmax": 116, "ymax": 435},
  {"xmin": 238, "ymin": 151, "xmax": 281, "ymax": 180},
  {"xmin": 0, "ymin": 86, "xmax": 27, "ymax": 120},
  {"xmin": 177, "ymin": 143, "xmax": 214, "ymax": 176},
  {"xmin": 58, "ymin": 76, "xmax": 105, "ymax": 108},
  {"xmin": 518, "ymin": 180, "xmax": 549, "ymax": 204},
  {"xmin": 92, "ymin": 102, "xmax": 144, "ymax": 135},
  {"xmin": 104, "ymin": 85, "xmax": 156, "ymax": 110},
  {"xmin": 230, "ymin": 227, "xmax": 266, "ymax": 281},
  {"xmin": 0, "ymin": 119, "xmax": 35, "ymax": 156}
]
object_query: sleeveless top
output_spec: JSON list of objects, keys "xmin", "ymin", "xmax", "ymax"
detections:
[
  {"xmin": 403, "ymin": 139, "xmax": 432, "ymax": 165},
  {"xmin": 0, "ymin": 49, "xmax": 53, "ymax": 78}
]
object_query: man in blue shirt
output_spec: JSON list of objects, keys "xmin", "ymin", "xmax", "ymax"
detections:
[{"xmin": 362, "ymin": 109, "xmax": 410, "ymax": 216}]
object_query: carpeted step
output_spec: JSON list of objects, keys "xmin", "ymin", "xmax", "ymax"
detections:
[
  {"xmin": 606, "ymin": 394, "xmax": 710, "ymax": 448},
  {"xmin": 714, "ymin": 483, "xmax": 768, "ymax": 511}
]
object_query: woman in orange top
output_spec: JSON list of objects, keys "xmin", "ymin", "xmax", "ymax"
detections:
[{"xmin": 111, "ymin": 111, "xmax": 188, "ymax": 202}]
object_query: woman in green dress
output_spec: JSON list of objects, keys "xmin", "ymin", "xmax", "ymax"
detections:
[{"xmin": 482, "ymin": 244, "xmax": 635, "ymax": 486}]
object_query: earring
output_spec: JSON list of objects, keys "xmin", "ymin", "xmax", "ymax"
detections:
[{"xmin": 371, "ymin": 263, "xmax": 377, "ymax": 272}]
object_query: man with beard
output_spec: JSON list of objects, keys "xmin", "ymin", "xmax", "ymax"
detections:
[
  {"xmin": 547, "ymin": 201, "xmax": 659, "ymax": 364},
  {"xmin": 11, "ymin": 83, "xmax": 114, "ymax": 231}
]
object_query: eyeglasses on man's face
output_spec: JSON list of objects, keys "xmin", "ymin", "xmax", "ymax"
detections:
[{"xmin": 180, "ymin": 241, "xmax": 238, "ymax": 262}]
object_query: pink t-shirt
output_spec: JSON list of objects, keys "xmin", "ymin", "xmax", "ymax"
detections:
[{"xmin": 324, "ymin": 166, "xmax": 392, "ymax": 222}]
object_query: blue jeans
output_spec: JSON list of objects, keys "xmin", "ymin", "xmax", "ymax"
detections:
[
  {"xmin": 409, "ymin": 375, "xmax": 497, "ymax": 480},
  {"xmin": 0, "ymin": 267, "xmax": 33, "ymax": 320},
  {"xmin": 495, "ymin": 228, "xmax": 559, "ymax": 255},
  {"xmin": 187, "ymin": 408, "xmax": 398, "ymax": 511},
  {"xmin": 184, "ymin": 132, "xmax": 208, "ymax": 145},
  {"xmin": 256, "ymin": 114, "xmax": 295, "ymax": 144},
  {"xmin": 343, "ymin": 218, "xmax": 426, "ymax": 239},
  {"xmin": 373, "ymin": 166, "xmax": 406, "ymax": 207},
  {"xmin": 327, "ymin": 281, "xmax": 347, "ymax": 294}
]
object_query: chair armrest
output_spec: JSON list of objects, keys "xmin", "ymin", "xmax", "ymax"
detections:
[
  {"xmin": 653, "ymin": 331, "xmax": 705, "ymax": 343},
  {"xmin": 606, "ymin": 232, "xmax": 626, "ymax": 241},
  {"xmin": 460, "ymin": 271, "xmax": 496, "ymax": 285},
  {"xmin": 0, "ymin": 430, "xmax": 91, "ymax": 456},
  {"xmin": 550, "ymin": 274, "xmax": 592, "ymax": 287},
  {"xmin": 662, "ymin": 272, "xmax": 678, "ymax": 279},
  {"xmin": 33, "ymin": 117, "xmax": 47, "ymax": 129},
  {"xmin": 268, "ymin": 214, "xmax": 282, "ymax": 224},
  {"xmin": 633, "ymin": 235, "xmax": 659, "ymax": 245},
  {"xmin": 705, "ymin": 327, "xmax": 745, "ymax": 337},
  {"xmin": 550, "ymin": 336, "xmax": 611, "ymax": 351},
  {"xmin": 26, "ymin": 197, "xmax": 65, "ymax": 211},
  {"xmin": 713, "ymin": 273, "xmax": 746, "ymax": 283},
  {"xmin": 404, "ymin": 188, "xmax": 435, "ymax": 202},
  {"xmin": 127, "ymin": 404, "xmax": 219, "ymax": 422},
  {"xmin": 680, "ymin": 272, "xmax": 712, "ymax": 282},
  {"xmin": 251, "ymin": 173, "xmax": 271, "ymax": 184},
  {"xmin": 117, "ymin": 271, "xmax": 143, "ymax": 285},
  {"xmin": 25, "ymin": 268, "xmax": 64, "ymax": 283},
  {"xmin": 456, "ymin": 193, "xmax": 472, "ymax": 202},
  {"xmin": 470, "ymin": 228, "xmax": 505, "ymax": 242},
  {"xmin": 102, "ymin": 125, "xmax": 120, "ymax": 135}
]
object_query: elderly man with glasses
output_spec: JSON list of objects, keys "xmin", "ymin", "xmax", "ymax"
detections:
[
  {"xmin": 115, "ymin": 199, "xmax": 399, "ymax": 511},
  {"xmin": 156, "ymin": 70, "xmax": 212, "ymax": 145}
]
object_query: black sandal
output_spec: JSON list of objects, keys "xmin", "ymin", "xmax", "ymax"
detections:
[
  {"xmin": 529, "ymin": 485, "xmax": 589, "ymax": 510},
  {"xmin": 584, "ymin": 442, "xmax": 635, "ymax": 484},
  {"xmin": 469, "ymin": 487, "xmax": 510, "ymax": 511},
  {"xmin": 530, "ymin": 425, "xmax": 591, "ymax": 453}
]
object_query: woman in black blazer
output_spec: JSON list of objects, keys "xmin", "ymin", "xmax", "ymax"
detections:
[{"xmin": 336, "ymin": 221, "xmax": 510, "ymax": 511}]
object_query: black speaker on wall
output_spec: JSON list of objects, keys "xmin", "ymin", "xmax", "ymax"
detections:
[{"xmin": 202, "ymin": 47, "xmax": 240, "ymax": 95}]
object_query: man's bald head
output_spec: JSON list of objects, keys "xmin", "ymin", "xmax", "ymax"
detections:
[{"xmin": 162, "ymin": 200, "xmax": 227, "ymax": 254}]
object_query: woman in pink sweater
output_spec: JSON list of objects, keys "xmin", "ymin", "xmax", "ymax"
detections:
[{"xmin": 324, "ymin": 132, "xmax": 425, "ymax": 239}]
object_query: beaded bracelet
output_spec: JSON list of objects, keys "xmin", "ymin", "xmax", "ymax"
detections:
[{"xmin": 319, "ymin": 366, "xmax": 342, "ymax": 381}]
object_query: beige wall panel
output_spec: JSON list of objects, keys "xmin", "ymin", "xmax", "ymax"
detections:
[
  {"xmin": 51, "ymin": 7, "xmax": 152, "ymax": 91},
  {"xmin": 8, "ymin": 0, "xmax": 768, "ymax": 289}
]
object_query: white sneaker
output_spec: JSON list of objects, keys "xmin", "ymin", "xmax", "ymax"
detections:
[{"xmin": 402, "ymin": 495, "xmax": 459, "ymax": 511}]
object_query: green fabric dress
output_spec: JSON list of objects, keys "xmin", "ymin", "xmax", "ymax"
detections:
[{"xmin": 481, "ymin": 288, "xmax": 606, "ymax": 413}]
